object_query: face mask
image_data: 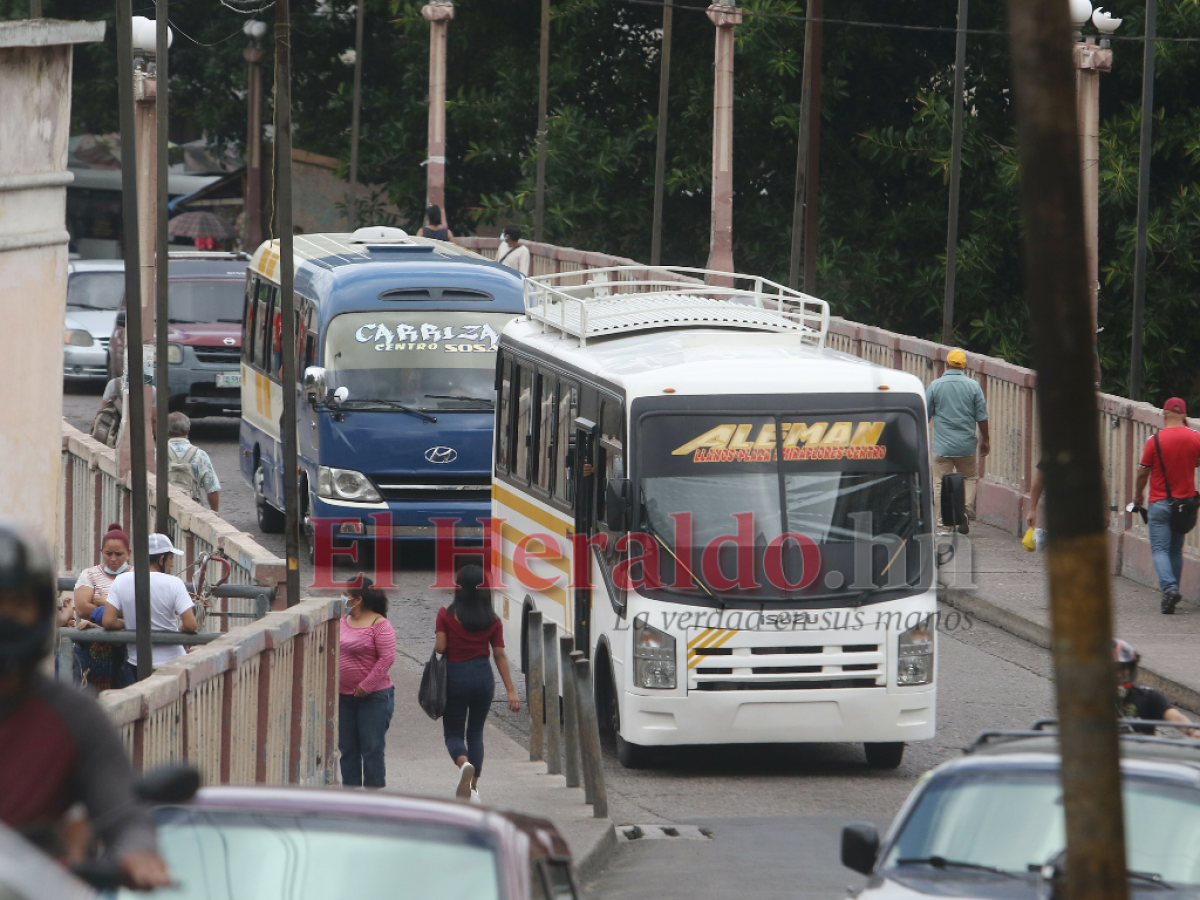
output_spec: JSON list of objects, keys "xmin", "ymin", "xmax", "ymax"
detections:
[
  {"xmin": 104, "ymin": 561, "xmax": 130, "ymax": 576},
  {"xmin": 341, "ymin": 595, "xmax": 353, "ymax": 614}
]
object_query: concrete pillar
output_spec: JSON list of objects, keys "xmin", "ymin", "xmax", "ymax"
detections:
[
  {"xmin": 705, "ymin": 3, "xmax": 741, "ymax": 283},
  {"xmin": 0, "ymin": 18, "xmax": 105, "ymax": 553},
  {"xmin": 1074, "ymin": 39, "xmax": 1111, "ymax": 335},
  {"xmin": 422, "ymin": 2, "xmax": 454, "ymax": 214}
]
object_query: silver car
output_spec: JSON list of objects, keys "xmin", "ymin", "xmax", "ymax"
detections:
[{"xmin": 63, "ymin": 260, "xmax": 124, "ymax": 380}]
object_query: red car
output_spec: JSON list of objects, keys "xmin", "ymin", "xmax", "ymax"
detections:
[{"xmin": 113, "ymin": 786, "xmax": 580, "ymax": 900}]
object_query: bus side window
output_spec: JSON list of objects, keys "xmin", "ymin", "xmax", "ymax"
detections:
[
  {"xmin": 554, "ymin": 381, "xmax": 578, "ymax": 503},
  {"xmin": 496, "ymin": 357, "xmax": 512, "ymax": 473},
  {"xmin": 242, "ymin": 278, "xmax": 258, "ymax": 366},
  {"xmin": 266, "ymin": 287, "xmax": 283, "ymax": 377},
  {"xmin": 514, "ymin": 363, "xmax": 533, "ymax": 483},
  {"xmin": 253, "ymin": 283, "xmax": 273, "ymax": 371},
  {"xmin": 536, "ymin": 373, "xmax": 556, "ymax": 493}
]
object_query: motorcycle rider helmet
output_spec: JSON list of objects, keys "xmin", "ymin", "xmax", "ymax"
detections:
[
  {"xmin": 0, "ymin": 519, "xmax": 57, "ymax": 675},
  {"xmin": 1113, "ymin": 638, "xmax": 1140, "ymax": 691}
]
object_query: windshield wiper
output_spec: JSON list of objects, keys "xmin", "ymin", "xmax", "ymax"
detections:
[
  {"xmin": 1127, "ymin": 870, "xmax": 1175, "ymax": 890},
  {"xmin": 216, "ymin": 318, "xmax": 242, "ymax": 323},
  {"xmin": 639, "ymin": 489, "xmax": 723, "ymax": 606},
  {"xmin": 339, "ymin": 398, "xmax": 437, "ymax": 423},
  {"xmin": 896, "ymin": 857, "xmax": 1019, "ymax": 879},
  {"xmin": 424, "ymin": 394, "xmax": 494, "ymax": 406},
  {"xmin": 847, "ymin": 513, "xmax": 924, "ymax": 607},
  {"xmin": 167, "ymin": 317, "xmax": 199, "ymax": 324}
]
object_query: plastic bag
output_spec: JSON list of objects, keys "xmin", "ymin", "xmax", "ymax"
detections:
[
  {"xmin": 1022, "ymin": 527, "xmax": 1048, "ymax": 552},
  {"xmin": 418, "ymin": 649, "xmax": 447, "ymax": 720}
]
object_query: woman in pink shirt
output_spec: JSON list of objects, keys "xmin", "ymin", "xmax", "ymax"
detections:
[{"xmin": 338, "ymin": 582, "xmax": 396, "ymax": 788}]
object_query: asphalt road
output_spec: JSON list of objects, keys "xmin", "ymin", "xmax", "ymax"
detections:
[{"xmin": 61, "ymin": 383, "xmax": 1059, "ymax": 900}]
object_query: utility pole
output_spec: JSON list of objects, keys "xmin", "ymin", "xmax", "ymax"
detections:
[
  {"xmin": 789, "ymin": 0, "xmax": 822, "ymax": 293},
  {"xmin": 1129, "ymin": 0, "xmax": 1157, "ymax": 402},
  {"xmin": 942, "ymin": 0, "xmax": 968, "ymax": 345},
  {"xmin": 30, "ymin": 0, "xmax": 40, "ymax": 17},
  {"xmin": 115, "ymin": 0, "xmax": 154, "ymax": 681},
  {"xmin": 243, "ymin": 20, "xmax": 267, "ymax": 250},
  {"xmin": 349, "ymin": 0, "xmax": 365, "ymax": 227},
  {"xmin": 155, "ymin": 6, "xmax": 170, "ymax": 533},
  {"xmin": 276, "ymin": 0, "xmax": 301, "ymax": 607},
  {"xmin": 649, "ymin": 0, "xmax": 673, "ymax": 267},
  {"xmin": 1006, "ymin": 4, "xmax": 1128, "ymax": 900},
  {"xmin": 705, "ymin": 0, "xmax": 741, "ymax": 283},
  {"xmin": 534, "ymin": 0, "xmax": 550, "ymax": 242},
  {"xmin": 422, "ymin": 1, "xmax": 454, "ymax": 214}
]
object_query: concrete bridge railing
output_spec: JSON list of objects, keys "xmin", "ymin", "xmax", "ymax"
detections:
[
  {"xmin": 59, "ymin": 421, "xmax": 288, "ymax": 618},
  {"xmin": 458, "ymin": 236, "xmax": 1188, "ymax": 596},
  {"xmin": 97, "ymin": 596, "xmax": 341, "ymax": 786}
]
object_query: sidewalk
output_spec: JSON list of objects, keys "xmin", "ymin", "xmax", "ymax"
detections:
[
  {"xmin": 939, "ymin": 522, "xmax": 1200, "ymax": 713},
  {"xmin": 379, "ymin": 650, "xmax": 616, "ymax": 880}
]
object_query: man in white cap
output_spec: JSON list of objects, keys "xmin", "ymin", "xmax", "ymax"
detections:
[{"xmin": 102, "ymin": 534, "xmax": 198, "ymax": 685}]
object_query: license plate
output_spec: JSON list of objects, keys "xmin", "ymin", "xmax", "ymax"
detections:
[{"xmin": 216, "ymin": 371, "xmax": 242, "ymax": 388}]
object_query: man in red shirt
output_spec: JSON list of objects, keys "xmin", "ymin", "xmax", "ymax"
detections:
[{"xmin": 1133, "ymin": 397, "xmax": 1200, "ymax": 614}]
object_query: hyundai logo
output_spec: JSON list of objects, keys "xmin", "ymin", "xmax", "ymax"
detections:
[
  {"xmin": 425, "ymin": 446, "xmax": 458, "ymax": 464},
  {"xmin": 223, "ymin": 337, "xmax": 236, "ymax": 345}
]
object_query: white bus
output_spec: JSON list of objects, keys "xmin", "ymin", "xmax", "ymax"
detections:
[{"xmin": 491, "ymin": 268, "xmax": 936, "ymax": 769}]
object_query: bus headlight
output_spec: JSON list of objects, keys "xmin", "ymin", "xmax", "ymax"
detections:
[
  {"xmin": 633, "ymin": 617, "xmax": 676, "ymax": 690},
  {"xmin": 166, "ymin": 343, "xmax": 184, "ymax": 364},
  {"xmin": 897, "ymin": 618, "xmax": 934, "ymax": 686},
  {"xmin": 317, "ymin": 466, "xmax": 382, "ymax": 503}
]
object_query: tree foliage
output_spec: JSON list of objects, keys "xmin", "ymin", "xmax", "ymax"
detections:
[{"xmin": 7, "ymin": 0, "xmax": 1200, "ymax": 405}]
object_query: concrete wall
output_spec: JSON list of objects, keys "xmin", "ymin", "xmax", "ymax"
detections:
[{"xmin": 0, "ymin": 19, "xmax": 104, "ymax": 552}]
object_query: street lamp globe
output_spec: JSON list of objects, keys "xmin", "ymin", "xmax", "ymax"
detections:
[
  {"xmin": 130, "ymin": 15, "xmax": 172, "ymax": 54},
  {"xmin": 1069, "ymin": 0, "xmax": 1094, "ymax": 28},
  {"xmin": 1092, "ymin": 8, "xmax": 1123, "ymax": 32},
  {"xmin": 243, "ymin": 19, "xmax": 268, "ymax": 41}
]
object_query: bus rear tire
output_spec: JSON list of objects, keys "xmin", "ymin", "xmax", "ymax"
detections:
[{"xmin": 864, "ymin": 742, "xmax": 904, "ymax": 769}]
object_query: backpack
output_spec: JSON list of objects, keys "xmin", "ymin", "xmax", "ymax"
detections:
[
  {"xmin": 168, "ymin": 443, "xmax": 202, "ymax": 502},
  {"xmin": 91, "ymin": 401, "xmax": 121, "ymax": 448}
]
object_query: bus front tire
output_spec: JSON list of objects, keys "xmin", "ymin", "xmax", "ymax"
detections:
[
  {"xmin": 864, "ymin": 742, "xmax": 904, "ymax": 769},
  {"xmin": 257, "ymin": 498, "xmax": 285, "ymax": 534},
  {"xmin": 616, "ymin": 732, "xmax": 654, "ymax": 769}
]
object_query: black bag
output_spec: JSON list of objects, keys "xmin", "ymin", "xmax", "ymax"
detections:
[
  {"xmin": 1154, "ymin": 433, "xmax": 1200, "ymax": 535},
  {"xmin": 418, "ymin": 649, "xmax": 447, "ymax": 720},
  {"xmin": 940, "ymin": 472, "xmax": 967, "ymax": 528}
]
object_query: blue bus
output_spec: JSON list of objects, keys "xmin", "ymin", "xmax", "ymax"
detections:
[{"xmin": 239, "ymin": 228, "xmax": 525, "ymax": 551}]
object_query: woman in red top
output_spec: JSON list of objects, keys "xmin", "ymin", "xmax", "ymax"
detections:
[
  {"xmin": 436, "ymin": 565, "xmax": 520, "ymax": 803},
  {"xmin": 338, "ymin": 582, "xmax": 396, "ymax": 788}
]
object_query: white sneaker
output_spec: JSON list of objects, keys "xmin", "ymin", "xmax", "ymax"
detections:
[
  {"xmin": 456, "ymin": 762, "xmax": 475, "ymax": 800},
  {"xmin": 470, "ymin": 788, "xmax": 481, "ymax": 805}
]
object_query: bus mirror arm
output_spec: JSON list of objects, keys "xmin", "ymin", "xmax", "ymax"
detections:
[{"xmin": 605, "ymin": 478, "xmax": 631, "ymax": 532}]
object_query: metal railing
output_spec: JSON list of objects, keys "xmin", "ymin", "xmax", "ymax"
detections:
[
  {"xmin": 60, "ymin": 421, "xmax": 288, "ymax": 621},
  {"xmin": 95, "ymin": 595, "xmax": 341, "ymax": 786},
  {"xmin": 526, "ymin": 610, "xmax": 607, "ymax": 818},
  {"xmin": 457, "ymin": 235, "xmax": 1195, "ymax": 592}
]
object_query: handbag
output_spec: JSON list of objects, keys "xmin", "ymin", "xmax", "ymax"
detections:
[
  {"xmin": 1153, "ymin": 433, "xmax": 1200, "ymax": 535},
  {"xmin": 418, "ymin": 649, "xmax": 447, "ymax": 720}
]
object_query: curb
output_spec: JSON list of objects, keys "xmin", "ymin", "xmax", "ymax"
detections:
[
  {"xmin": 939, "ymin": 584, "xmax": 1200, "ymax": 716},
  {"xmin": 574, "ymin": 822, "xmax": 619, "ymax": 884}
]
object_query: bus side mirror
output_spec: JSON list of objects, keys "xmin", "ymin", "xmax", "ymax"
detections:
[
  {"xmin": 841, "ymin": 822, "xmax": 879, "ymax": 875},
  {"xmin": 303, "ymin": 366, "xmax": 327, "ymax": 405},
  {"xmin": 605, "ymin": 478, "xmax": 631, "ymax": 532}
]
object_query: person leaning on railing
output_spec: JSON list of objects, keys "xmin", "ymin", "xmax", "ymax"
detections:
[
  {"xmin": 70, "ymin": 522, "xmax": 130, "ymax": 692},
  {"xmin": 102, "ymin": 534, "xmax": 197, "ymax": 686}
]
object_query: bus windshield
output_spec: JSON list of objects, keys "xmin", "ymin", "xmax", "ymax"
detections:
[
  {"xmin": 636, "ymin": 410, "xmax": 930, "ymax": 605},
  {"xmin": 324, "ymin": 311, "xmax": 516, "ymax": 411}
]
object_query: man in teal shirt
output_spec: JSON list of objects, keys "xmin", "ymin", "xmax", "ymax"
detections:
[{"xmin": 927, "ymin": 348, "xmax": 990, "ymax": 533}]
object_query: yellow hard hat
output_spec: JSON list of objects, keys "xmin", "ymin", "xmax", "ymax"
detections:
[{"xmin": 947, "ymin": 349, "xmax": 967, "ymax": 369}]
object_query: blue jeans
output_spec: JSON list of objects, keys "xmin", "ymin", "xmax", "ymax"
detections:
[
  {"xmin": 443, "ymin": 657, "xmax": 494, "ymax": 777},
  {"xmin": 339, "ymin": 686, "xmax": 394, "ymax": 788},
  {"xmin": 1149, "ymin": 500, "xmax": 1185, "ymax": 595}
]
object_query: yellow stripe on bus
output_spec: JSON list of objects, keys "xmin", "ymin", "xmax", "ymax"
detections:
[
  {"xmin": 499, "ymin": 522, "xmax": 571, "ymax": 578},
  {"xmin": 492, "ymin": 483, "xmax": 572, "ymax": 539},
  {"xmin": 688, "ymin": 629, "xmax": 736, "ymax": 669},
  {"xmin": 498, "ymin": 552, "xmax": 568, "ymax": 609}
]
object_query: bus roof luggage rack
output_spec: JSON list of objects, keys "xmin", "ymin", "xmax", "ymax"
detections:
[{"xmin": 524, "ymin": 266, "xmax": 830, "ymax": 347}]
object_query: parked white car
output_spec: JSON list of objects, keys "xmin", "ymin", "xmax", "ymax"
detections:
[{"xmin": 63, "ymin": 259, "xmax": 124, "ymax": 380}]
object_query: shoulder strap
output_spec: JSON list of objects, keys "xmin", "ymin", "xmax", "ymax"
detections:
[
  {"xmin": 182, "ymin": 445, "xmax": 199, "ymax": 465},
  {"xmin": 1154, "ymin": 433, "xmax": 1175, "ymax": 502}
]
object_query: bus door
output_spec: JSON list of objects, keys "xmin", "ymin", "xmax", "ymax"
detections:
[{"xmin": 572, "ymin": 416, "xmax": 596, "ymax": 654}]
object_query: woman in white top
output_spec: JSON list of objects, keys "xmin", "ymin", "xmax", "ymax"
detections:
[{"xmin": 71, "ymin": 523, "xmax": 130, "ymax": 691}]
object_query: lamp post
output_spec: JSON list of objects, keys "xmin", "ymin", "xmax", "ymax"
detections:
[
  {"xmin": 1069, "ymin": 0, "xmax": 1119, "ymax": 338},
  {"xmin": 705, "ymin": 0, "xmax": 742, "ymax": 284},
  {"xmin": 243, "ymin": 19, "xmax": 267, "ymax": 249},
  {"xmin": 421, "ymin": 2, "xmax": 454, "ymax": 215},
  {"xmin": 118, "ymin": 16, "xmax": 170, "ymax": 483}
]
